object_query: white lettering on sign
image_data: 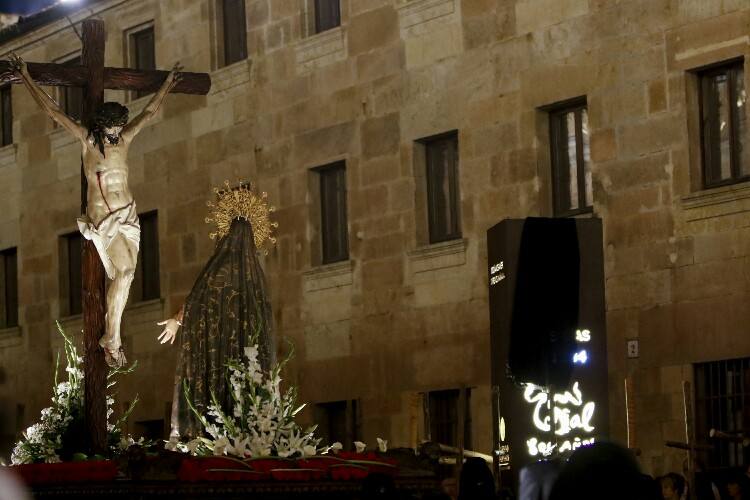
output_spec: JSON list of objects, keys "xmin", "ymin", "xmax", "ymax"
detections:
[
  {"xmin": 490, "ymin": 274, "xmax": 505, "ymax": 286},
  {"xmin": 490, "ymin": 261, "xmax": 505, "ymax": 286},
  {"xmin": 527, "ymin": 437, "xmax": 596, "ymax": 457},
  {"xmin": 523, "ymin": 381, "xmax": 596, "ymax": 457},
  {"xmin": 575, "ymin": 329, "xmax": 591, "ymax": 342},
  {"xmin": 573, "ymin": 350, "xmax": 588, "ymax": 364}
]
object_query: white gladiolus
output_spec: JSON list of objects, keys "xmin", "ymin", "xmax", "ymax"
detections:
[
  {"xmin": 12, "ymin": 322, "xmax": 139, "ymax": 464},
  {"xmin": 181, "ymin": 340, "xmax": 323, "ymax": 459}
]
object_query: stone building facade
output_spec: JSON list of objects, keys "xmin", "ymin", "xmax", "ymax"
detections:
[{"xmin": 0, "ymin": 0, "xmax": 748, "ymax": 477}]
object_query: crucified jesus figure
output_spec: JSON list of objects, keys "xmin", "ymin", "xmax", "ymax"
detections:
[{"xmin": 11, "ymin": 54, "xmax": 183, "ymax": 368}]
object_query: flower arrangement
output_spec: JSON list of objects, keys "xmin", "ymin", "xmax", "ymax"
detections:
[
  {"xmin": 11, "ymin": 322, "xmax": 138, "ymax": 464},
  {"xmin": 177, "ymin": 341, "xmax": 324, "ymax": 459}
]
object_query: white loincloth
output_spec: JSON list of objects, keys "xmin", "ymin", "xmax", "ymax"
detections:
[{"xmin": 77, "ymin": 202, "xmax": 140, "ymax": 280}]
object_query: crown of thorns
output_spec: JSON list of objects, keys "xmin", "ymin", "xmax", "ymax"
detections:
[{"xmin": 93, "ymin": 102, "xmax": 129, "ymax": 128}]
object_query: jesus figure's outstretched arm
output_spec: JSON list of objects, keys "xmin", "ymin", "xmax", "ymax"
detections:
[
  {"xmin": 10, "ymin": 54, "xmax": 87, "ymax": 142},
  {"xmin": 121, "ymin": 62, "xmax": 183, "ymax": 142}
]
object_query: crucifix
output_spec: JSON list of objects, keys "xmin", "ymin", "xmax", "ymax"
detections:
[{"xmin": 0, "ymin": 19, "xmax": 210, "ymax": 453}]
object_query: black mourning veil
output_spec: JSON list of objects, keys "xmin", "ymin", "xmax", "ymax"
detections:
[{"xmin": 170, "ymin": 218, "xmax": 276, "ymax": 439}]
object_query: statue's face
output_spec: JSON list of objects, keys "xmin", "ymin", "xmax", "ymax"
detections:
[{"xmin": 103, "ymin": 125, "xmax": 123, "ymax": 142}]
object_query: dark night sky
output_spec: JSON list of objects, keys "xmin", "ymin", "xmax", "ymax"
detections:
[{"xmin": 0, "ymin": 0, "xmax": 58, "ymax": 15}]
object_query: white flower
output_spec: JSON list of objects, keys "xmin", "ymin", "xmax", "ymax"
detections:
[
  {"xmin": 244, "ymin": 346, "xmax": 259, "ymax": 362},
  {"xmin": 377, "ymin": 437, "xmax": 388, "ymax": 453},
  {"xmin": 212, "ymin": 436, "xmax": 230, "ymax": 456},
  {"xmin": 355, "ymin": 441, "xmax": 367, "ymax": 453},
  {"xmin": 186, "ymin": 438, "xmax": 203, "ymax": 455},
  {"xmin": 330, "ymin": 442, "xmax": 343, "ymax": 454}
]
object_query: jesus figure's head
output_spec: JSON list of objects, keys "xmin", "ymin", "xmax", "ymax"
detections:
[{"xmin": 89, "ymin": 102, "xmax": 129, "ymax": 154}]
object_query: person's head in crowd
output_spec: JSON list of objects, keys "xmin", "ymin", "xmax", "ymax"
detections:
[
  {"xmin": 659, "ymin": 473, "xmax": 685, "ymax": 500},
  {"xmin": 549, "ymin": 441, "xmax": 660, "ymax": 500},
  {"xmin": 457, "ymin": 457, "xmax": 495, "ymax": 500},
  {"xmin": 727, "ymin": 475, "xmax": 747, "ymax": 500}
]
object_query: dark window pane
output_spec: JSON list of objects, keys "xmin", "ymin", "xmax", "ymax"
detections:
[
  {"xmin": 428, "ymin": 389, "xmax": 471, "ymax": 449},
  {"xmin": 67, "ymin": 233, "xmax": 83, "ymax": 316},
  {"xmin": 0, "ymin": 248, "xmax": 18, "ymax": 328},
  {"xmin": 1, "ymin": 86, "xmax": 12, "ymax": 146},
  {"xmin": 319, "ymin": 162, "xmax": 348, "ymax": 264},
  {"xmin": 61, "ymin": 57, "xmax": 83, "ymax": 121},
  {"xmin": 550, "ymin": 102, "xmax": 592, "ymax": 217},
  {"xmin": 4, "ymin": 248, "xmax": 17, "ymax": 327},
  {"xmin": 138, "ymin": 211, "xmax": 160, "ymax": 301},
  {"xmin": 700, "ymin": 62, "xmax": 747, "ymax": 187},
  {"xmin": 131, "ymin": 26, "xmax": 155, "ymax": 98},
  {"xmin": 314, "ymin": 400, "xmax": 359, "ymax": 449},
  {"xmin": 735, "ymin": 68, "xmax": 749, "ymax": 178},
  {"xmin": 315, "ymin": 0, "xmax": 340, "ymax": 34},
  {"xmin": 425, "ymin": 133, "xmax": 461, "ymax": 243},
  {"xmin": 223, "ymin": 0, "xmax": 247, "ymax": 66}
]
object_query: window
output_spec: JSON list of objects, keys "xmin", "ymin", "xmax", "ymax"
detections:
[
  {"xmin": 423, "ymin": 132, "xmax": 461, "ymax": 243},
  {"xmin": 699, "ymin": 60, "xmax": 748, "ymax": 188},
  {"xmin": 59, "ymin": 56, "xmax": 83, "ymax": 122},
  {"xmin": 62, "ymin": 232, "xmax": 83, "ymax": 316},
  {"xmin": 550, "ymin": 100, "xmax": 592, "ymax": 217},
  {"xmin": 314, "ymin": 0, "xmax": 340, "ymax": 34},
  {"xmin": 221, "ymin": 0, "xmax": 248, "ymax": 66},
  {"xmin": 131, "ymin": 210, "xmax": 160, "ymax": 302},
  {"xmin": 129, "ymin": 25, "xmax": 155, "ymax": 99},
  {"xmin": 314, "ymin": 400, "xmax": 359, "ymax": 449},
  {"xmin": 695, "ymin": 358, "xmax": 750, "ymax": 469},
  {"xmin": 318, "ymin": 162, "xmax": 348, "ymax": 264},
  {"xmin": 426, "ymin": 388, "xmax": 471, "ymax": 448},
  {"xmin": 0, "ymin": 85, "xmax": 11, "ymax": 146},
  {"xmin": 0, "ymin": 247, "xmax": 18, "ymax": 328}
]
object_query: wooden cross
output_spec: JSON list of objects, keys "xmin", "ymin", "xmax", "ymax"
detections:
[{"xmin": 0, "ymin": 19, "xmax": 210, "ymax": 453}]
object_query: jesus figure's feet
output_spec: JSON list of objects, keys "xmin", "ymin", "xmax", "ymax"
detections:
[{"xmin": 103, "ymin": 346, "xmax": 127, "ymax": 368}]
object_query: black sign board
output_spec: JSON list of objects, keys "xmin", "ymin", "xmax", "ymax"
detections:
[{"xmin": 487, "ymin": 218, "xmax": 609, "ymax": 479}]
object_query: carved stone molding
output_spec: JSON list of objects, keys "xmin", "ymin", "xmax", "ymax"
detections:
[
  {"xmin": 209, "ymin": 59, "xmax": 251, "ymax": 95},
  {"xmin": 397, "ymin": 0, "xmax": 459, "ymax": 38},
  {"xmin": 0, "ymin": 143, "xmax": 16, "ymax": 168},
  {"xmin": 0, "ymin": 325, "xmax": 22, "ymax": 348},
  {"xmin": 294, "ymin": 27, "xmax": 347, "ymax": 74},
  {"xmin": 302, "ymin": 259, "xmax": 353, "ymax": 292},
  {"xmin": 680, "ymin": 181, "xmax": 750, "ymax": 221},
  {"xmin": 407, "ymin": 238, "xmax": 467, "ymax": 274}
]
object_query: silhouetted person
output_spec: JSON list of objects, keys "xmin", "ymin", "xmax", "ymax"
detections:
[
  {"xmin": 458, "ymin": 458, "xmax": 495, "ymax": 500},
  {"xmin": 727, "ymin": 475, "xmax": 750, "ymax": 500},
  {"xmin": 659, "ymin": 473, "xmax": 685, "ymax": 500},
  {"xmin": 549, "ymin": 441, "xmax": 660, "ymax": 500},
  {"xmin": 518, "ymin": 460, "xmax": 561, "ymax": 500}
]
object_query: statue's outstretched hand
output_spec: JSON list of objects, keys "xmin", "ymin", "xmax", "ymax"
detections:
[
  {"xmin": 157, "ymin": 318, "xmax": 180, "ymax": 345},
  {"xmin": 167, "ymin": 62, "xmax": 184, "ymax": 87},
  {"xmin": 9, "ymin": 53, "xmax": 28, "ymax": 76}
]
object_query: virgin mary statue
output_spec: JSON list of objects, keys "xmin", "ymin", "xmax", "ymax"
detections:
[{"xmin": 156, "ymin": 183, "xmax": 278, "ymax": 439}]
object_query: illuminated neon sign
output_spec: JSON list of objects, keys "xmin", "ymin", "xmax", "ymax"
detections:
[{"xmin": 522, "ymin": 328, "xmax": 597, "ymax": 457}]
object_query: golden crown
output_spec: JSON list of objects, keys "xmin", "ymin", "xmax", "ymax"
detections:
[{"xmin": 205, "ymin": 181, "xmax": 278, "ymax": 251}]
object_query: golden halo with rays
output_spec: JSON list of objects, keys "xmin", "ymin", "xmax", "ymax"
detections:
[{"xmin": 205, "ymin": 180, "xmax": 278, "ymax": 252}]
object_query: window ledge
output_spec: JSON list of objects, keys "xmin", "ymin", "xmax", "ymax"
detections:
[
  {"xmin": 303, "ymin": 260, "xmax": 354, "ymax": 292},
  {"xmin": 397, "ymin": 0, "xmax": 459, "ymax": 37},
  {"xmin": 295, "ymin": 26, "xmax": 346, "ymax": 74},
  {"xmin": 210, "ymin": 58, "xmax": 251, "ymax": 94},
  {"xmin": 0, "ymin": 142, "xmax": 17, "ymax": 168},
  {"xmin": 408, "ymin": 238, "xmax": 467, "ymax": 274},
  {"xmin": 680, "ymin": 181, "xmax": 750, "ymax": 221},
  {"xmin": 0, "ymin": 325, "xmax": 22, "ymax": 347}
]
